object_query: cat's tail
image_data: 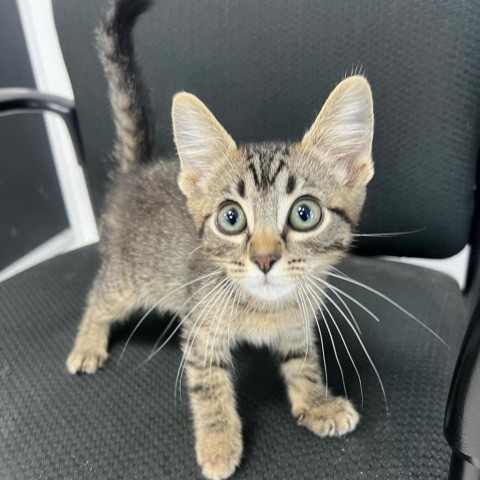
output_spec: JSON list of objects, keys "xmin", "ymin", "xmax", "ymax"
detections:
[{"xmin": 97, "ymin": 0, "xmax": 154, "ymax": 173}]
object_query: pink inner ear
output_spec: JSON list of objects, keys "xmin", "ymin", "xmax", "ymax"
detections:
[
  {"xmin": 184, "ymin": 171, "xmax": 199, "ymax": 185},
  {"xmin": 346, "ymin": 155, "xmax": 374, "ymax": 186}
]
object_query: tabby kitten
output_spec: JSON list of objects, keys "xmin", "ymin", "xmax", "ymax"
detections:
[{"xmin": 66, "ymin": 0, "xmax": 374, "ymax": 478}]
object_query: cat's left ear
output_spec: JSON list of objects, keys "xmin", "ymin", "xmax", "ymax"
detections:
[
  {"xmin": 172, "ymin": 92, "xmax": 236, "ymax": 192},
  {"xmin": 302, "ymin": 75, "xmax": 374, "ymax": 186}
]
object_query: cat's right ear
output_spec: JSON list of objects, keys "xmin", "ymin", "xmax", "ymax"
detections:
[{"xmin": 172, "ymin": 93, "xmax": 236, "ymax": 193}]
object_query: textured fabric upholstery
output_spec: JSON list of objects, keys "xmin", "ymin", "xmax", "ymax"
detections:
[
  {"xmin": 52, "ymin": 0, "xmax": 480, "ymax": 258},
  {"xmin": 2, "ymin": 2, "xmax": 476, "ymax": 478},
  {"xmin": 0, "ymin": 246, "xmax": 467, "ymax": 479}
]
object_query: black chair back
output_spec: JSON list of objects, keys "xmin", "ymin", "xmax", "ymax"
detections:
[{"xmin": 53, "ymin": 0, "xmax": 480, "ymax": 257}]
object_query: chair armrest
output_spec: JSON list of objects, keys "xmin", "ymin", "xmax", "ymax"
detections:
[
  {"xmin": 445, "ymin": 300, "xmax": 480, "ymax": 478},
  {"xmin": 0, "ymin": 88, "xmax": 84, "ymax": 162},
  {"xmin": 465, "ymin": 163, "xmax": 480, "ymax": 309}
]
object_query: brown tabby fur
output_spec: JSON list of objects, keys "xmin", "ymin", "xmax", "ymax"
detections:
[{"xmin": 67, "ymin": 1, "xmax": 374, "ymax": 478}]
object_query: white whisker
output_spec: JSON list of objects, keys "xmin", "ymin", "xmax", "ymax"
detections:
[
  {"xmin": 205, "ymin": 281, "xmax": 235, "ymax": 372},
  {"xmin": 308, "ymin": 277, "xmax": 387, "ymax": 412},
  {"xmin": 227, "ymin": 287, "xmax": 240, "ymax": 369},
  {"xmin": 295, "ymin": 285, "xmax": 310, "ymax": 372},
  {"xmin": 326, "ymin": 283, "xmax": 362, "ymax": 334},
  {"xmin": 186, "ymin": 244, "xmax": 203, "ymax": 261},
  {"xmin": 175, "ymin": 278, "xmax": 232, "ymax": 401},
  {"xmin": 305, "ymin": 277, "xmax": 364, "ymax": 407},
  {"xmin": 351, "ymin": 227, "xmax": 426, "ymax": 238},
  {"xmin": 118, "ymin": 269, "xmax": 222, "ymax": 365},
  {"xmin": 148, "ymin": 277, "xmax": 218, "ymax": 358},
  {"xmin": 326, "ymin": 270, "xmax": 449, "ymax": 349},
  {"xmin": 141, "ymin": 276, "xmax": 229, "ymax": 373},
  {"xmin": 176, "ymin": 279, "xmax": 233, "ymax": 403},
  {"xmin": 313, "ymin": 275, "xmax": 381, "ymax": 323},
  {"xmin": 207, "ymin": 281, "xmax": 236, "ymax": 397},
  {"xmin": 301, "ymin": 282, "xmax": 347, "ymax": 399},
  {"xmin": 175, "ymin": 278, "xmax": 232, "ymax": 403},
  {"xmin": 297, "ymin": 282, "xmax": 328, "ymax": 397}
]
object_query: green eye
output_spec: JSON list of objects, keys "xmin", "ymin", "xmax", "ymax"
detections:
[
  {"xmin": 288, "ymin": 197, "xmax": 322, "ymax": 231},
  {"xmin": 217, "ymin": 202, "xmax": 247, "ymax": 235}
]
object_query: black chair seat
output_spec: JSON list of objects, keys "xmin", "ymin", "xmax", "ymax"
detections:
[{"xmin": 0, "ymin": 246, "xmax": 467, "ymax": 479}]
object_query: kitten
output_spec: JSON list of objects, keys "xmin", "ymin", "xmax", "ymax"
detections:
[{"xmin": 66, "ymin": 0, "xmax": 374, "ymax": 478}]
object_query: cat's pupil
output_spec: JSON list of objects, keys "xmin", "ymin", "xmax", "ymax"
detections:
[
  {"xmin": 297, "ymin": 204, "xmax": 312, "ymax": 222},
  {"xmin": 225, "ymin": 209, "xmax": 238, "ymax": 226}
]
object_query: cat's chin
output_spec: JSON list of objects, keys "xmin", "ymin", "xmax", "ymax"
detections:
[{"xmin": 243, "ymin": 280, "xmax": 296, "ymax": 302}]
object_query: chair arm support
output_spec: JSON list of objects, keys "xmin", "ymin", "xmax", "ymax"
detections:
[
  {"xmin": 445, "ymin": 300, "xmax": 480, "ymax": 477},
  {"xmin": 0, "ymin": 88, "xmax": 84, "ymax": 162}
]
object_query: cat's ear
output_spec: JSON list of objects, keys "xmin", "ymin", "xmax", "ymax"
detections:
[
  {"xmin": 172, "ymin": 92, "xmax": 236, "ymax": 189},
  {"xmin": 302, "ymin": 76, "xmax": 374, "ymax": 186}
]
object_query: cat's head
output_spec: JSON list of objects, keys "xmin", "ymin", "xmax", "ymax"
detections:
[{"xmin": 172, "ymin": 76, "xmax": 374, "ymax": 306}]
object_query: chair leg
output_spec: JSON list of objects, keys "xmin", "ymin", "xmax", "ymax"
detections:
[{"xmin": 449, "ymin": 452, "xmax": 480, "ymax": 480}]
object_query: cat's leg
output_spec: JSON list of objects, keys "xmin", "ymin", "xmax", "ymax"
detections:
[
  {"xmin": 66, "ymin": 262, "xmax": 137, "ymax": 374},
  {"xmin": 184, "ymin": 337, "xmax": 242, "ymax": 480},
  {"xmin": 277, "ymin": 330, "xmax": 359, "ymax": 437}
]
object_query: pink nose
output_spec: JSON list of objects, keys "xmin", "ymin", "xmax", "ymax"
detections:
[{"xmin": 250, "ymin": 253, "xmax": 280, "ymax": 274}]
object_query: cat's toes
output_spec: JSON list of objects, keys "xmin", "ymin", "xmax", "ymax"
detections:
[
  {"xmin": 297, "ymin": 396, "xmax": 359, "ymax": 437},
  {"xmin": 66, "ymin": 347, "xmax": 108, "ymax": 374},
  {"xmin": 196, "ymin": 431, "xmax": 243, "ymax": 480}
]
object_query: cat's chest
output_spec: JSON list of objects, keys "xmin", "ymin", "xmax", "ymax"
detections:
[{"xmin": 234, "ymin": 307, "xmax": 301, "ymax": 348}]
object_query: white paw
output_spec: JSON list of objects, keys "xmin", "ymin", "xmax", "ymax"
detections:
[
  {"xmin": 297, "ymin": 396, "xmax": 359, "ymax": 437},
  {"xmin": 66, "ymin": 347, "xmax": 108, "ymax": 374},
  {"xmin": 197, "ymin": 431, "xmax": 243, "ymax": 480}
]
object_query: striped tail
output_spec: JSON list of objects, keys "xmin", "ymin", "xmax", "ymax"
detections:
[{"xmin": 96, "ymin": 0, "xmax": 154, "ymax": 173}]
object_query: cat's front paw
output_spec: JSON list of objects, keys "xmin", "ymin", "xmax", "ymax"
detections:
[
  {"xmin": 66, "ymin": 346, "xmax": 108, "ymax": 374},
  {"xmin": 196, "ymin": 430, "xmax": 243, "ymax": 480},
  {"xmin": 297, "ymin": 396, "xmax": 359, "ymax": 437}
]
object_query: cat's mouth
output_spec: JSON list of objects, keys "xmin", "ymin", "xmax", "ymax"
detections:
[{"xmin": 243, "ymin": 277, "xmax": 296, "ymax": 301}]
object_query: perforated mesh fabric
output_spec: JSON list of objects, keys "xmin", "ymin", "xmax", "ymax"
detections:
[
  {"xmin": 52, "ymin": 0, "xmax": 480, "ymax": 258},
  {"xmin": 0, "ymin": 247, "xmax": 467, "ymax": 479}
]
